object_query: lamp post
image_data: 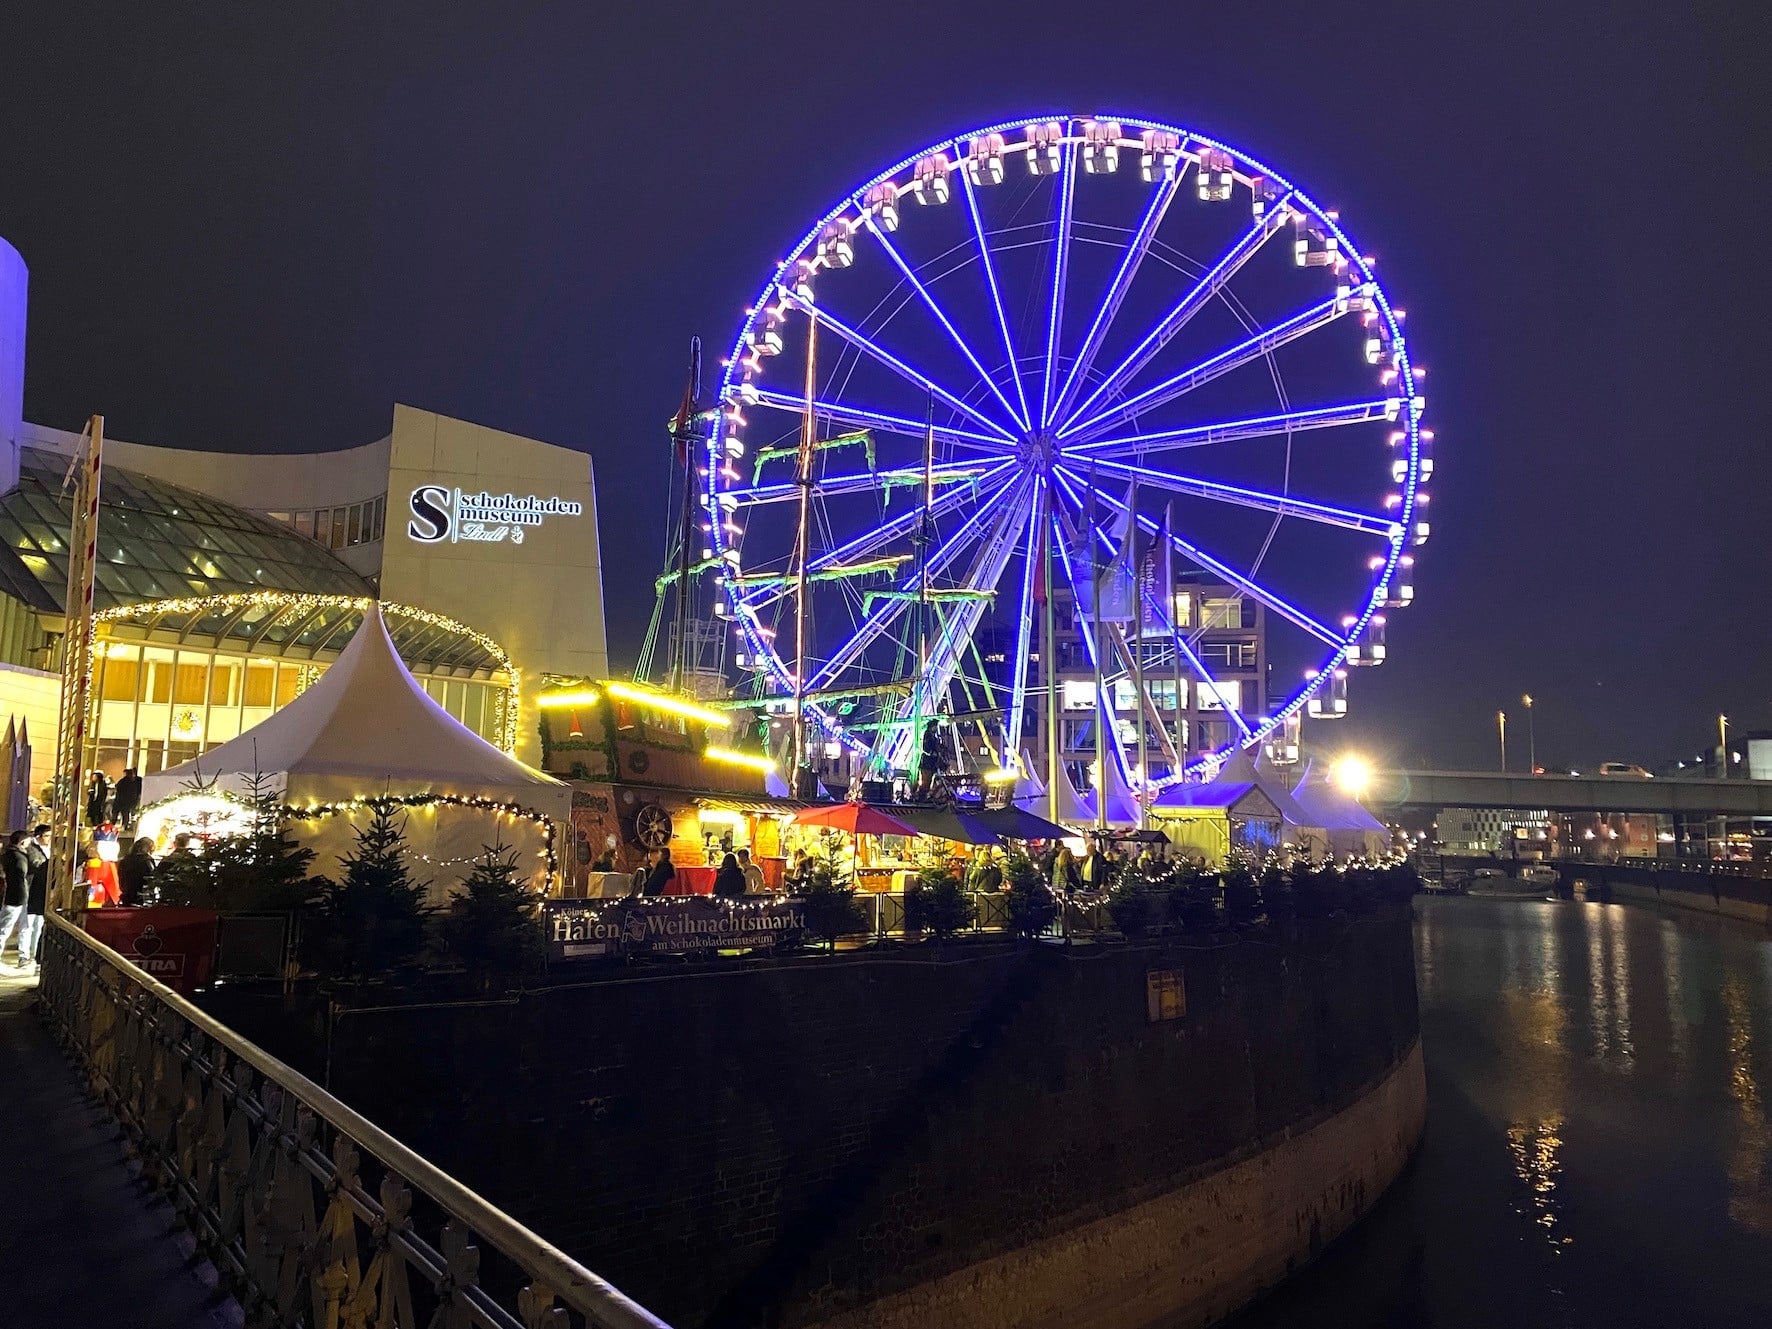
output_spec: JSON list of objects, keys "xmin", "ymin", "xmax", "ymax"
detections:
[
  {"xmin": 1522, "ymin": 695, "xmax": 1536, "ymax": 774},
  {"xmin": 1717, "ymin": 712, "xmax": 1730, "ymax": 862},
  {"xmin": 1497, "ymin": 709, "xmax": 1507, "ymax": 773}
]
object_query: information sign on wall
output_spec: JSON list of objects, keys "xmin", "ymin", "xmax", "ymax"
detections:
[{"xmin": 406, "ymin": 486, "xmax": 583, "ymax": 546}]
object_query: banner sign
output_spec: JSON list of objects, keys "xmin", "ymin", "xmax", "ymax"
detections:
[
  {"xmin": 544, "ymin": 897, "xmax": 807, "ymax": 962},
  {"xmin": 84, "ymin": 907, "xmax": 218, "ymax": 995}
]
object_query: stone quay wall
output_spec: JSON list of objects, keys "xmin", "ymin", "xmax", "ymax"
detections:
[{"xmin": 302, "ymin": 909, "xmax": 1421, "ymax": 1328}]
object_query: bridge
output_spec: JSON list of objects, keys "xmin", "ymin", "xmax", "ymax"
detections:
[{"xmin": 1368, "ymin": 769, "xmax": 1772, "ymax": 817}]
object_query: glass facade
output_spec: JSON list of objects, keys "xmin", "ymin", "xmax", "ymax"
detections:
[
  {"xmin": 0, "ymin": 446, "xmax": 371, "ymax": 612},
  {"xmin": 270, "ymin": 494, "xmax": 386, "ymax": 551}
]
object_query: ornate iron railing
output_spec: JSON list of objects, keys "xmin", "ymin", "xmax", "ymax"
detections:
[{"xmin": 38, "ymin": 912, "xmax": 670, "ymax": 1329}]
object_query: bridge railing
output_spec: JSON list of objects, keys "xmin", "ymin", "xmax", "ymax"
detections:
[{"xmin": 37, "ymin": 912, "xmax": 671, "ymax": 1329}]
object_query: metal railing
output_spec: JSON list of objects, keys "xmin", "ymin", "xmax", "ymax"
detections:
[{"xmin": 38, "ymin": 912, "xmax": 671, "ymax": 1329}]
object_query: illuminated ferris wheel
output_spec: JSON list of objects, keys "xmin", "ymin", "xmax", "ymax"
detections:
[{"xmin": 704, "ymin": 114, "xmax": 1431, "ymax": 786}]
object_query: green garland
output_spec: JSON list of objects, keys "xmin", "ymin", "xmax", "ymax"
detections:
[
  {"xmin": 654, "ymin": 556, "xmax": 725, "ymax": 595},
  {"xmin": 861, "ymin": 588, "xmax": 996, "ymax": 614},
  {"xmin": 751, "ymin": 429, "xmax": 874, "ymax": 484}
]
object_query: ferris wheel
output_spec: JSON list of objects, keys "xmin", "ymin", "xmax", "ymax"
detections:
[{"xmin": 704, "ymin": 114, "xmax": 1430, "ymax": 786}]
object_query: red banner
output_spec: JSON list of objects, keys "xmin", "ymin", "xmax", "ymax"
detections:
[{"xmin": 84, "ymin": 907, "xmax": 218, "ymax": 995}]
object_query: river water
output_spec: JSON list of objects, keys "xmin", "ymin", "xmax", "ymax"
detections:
[{"xmin": 1235, "ymin": 895, "xmax": 1772, "ymax": 1328}]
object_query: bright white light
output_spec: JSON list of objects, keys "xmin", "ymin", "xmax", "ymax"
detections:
[{"xmin": 1332, "ymin": 754, "xmax": 1373, "ymax": 799}]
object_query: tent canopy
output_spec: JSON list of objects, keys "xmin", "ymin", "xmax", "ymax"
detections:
[
  {"xmin": 1291, "ymin": 759, "xmax": 1387, "ymax": 832},
  {"xmin": 141, "ymin": 605, "xmax": 569, "ymax": 823}
]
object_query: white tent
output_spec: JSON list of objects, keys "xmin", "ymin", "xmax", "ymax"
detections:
[
  {"xmin": 1290, "ymin": 759, "xmax": 1389, "ymax": 859},
  {"xmin": 141, "ymin": 605, "xmax": 569, "ymax": 894},
  {"xmin": 1016, "ymin": 758, "xmax": 1093, "ymax": 829}
]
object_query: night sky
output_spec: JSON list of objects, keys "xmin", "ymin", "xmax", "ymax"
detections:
[{"xmin": 4, "ymin": 3, "xmax": 1768, "ymax": 772}]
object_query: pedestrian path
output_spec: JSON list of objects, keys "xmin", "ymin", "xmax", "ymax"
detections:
[{"xmin": 0, "ymin": 964, "xmax": 238, "ymax": 1329}]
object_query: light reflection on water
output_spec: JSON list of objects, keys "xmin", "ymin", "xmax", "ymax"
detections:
[{"xmin": 1232, "ymin": 895, "xmax": 1772, "ymax": 1329}]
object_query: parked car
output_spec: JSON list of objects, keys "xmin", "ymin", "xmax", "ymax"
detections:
[{"xmin": 1597, "ymin": 762, "xmax": 1653, "ymax": 778}]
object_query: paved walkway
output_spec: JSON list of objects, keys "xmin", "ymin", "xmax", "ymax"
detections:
[{"xmin": 0, "ymin": 962, "xmax": 238, "ymax": 1329}]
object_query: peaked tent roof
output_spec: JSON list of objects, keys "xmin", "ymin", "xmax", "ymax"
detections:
[
  {"xmin": 1017, "ymin": 758, "xmax": 1092, "ymax": 828},
  {"xmin": 1152, "ymin": 779, "xmax": 1283, "ymax": 818},
  {"xmin": 141, "ymin": 605, "xmax": 569, "ymax": 820},
  {"xmin": 1079, "ymin": 749, "xmax": 1141, "ymax": 828},
  {"xmin": 1290, "ymin": 759, "xmax": 1387, "ymax": 832},
  {"xmin": 1248, "ymin": 749, "xmax": 1319, "ymax": 828}
]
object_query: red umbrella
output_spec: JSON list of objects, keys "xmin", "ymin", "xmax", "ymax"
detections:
[{"xmin": 792, "ymin": 802, "xmax": 921, "ymax": 837}]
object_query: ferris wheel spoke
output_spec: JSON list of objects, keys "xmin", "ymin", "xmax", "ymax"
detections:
[
  {"xmin": 808, "ymin": 476, "xmax": 1030, "ymax": 689},
  {"xmin": 726, "ymin": 459, "xmax": 999, "ymax": 507},
  {"xmin": 735, "ymin": 462, "xmax": 1017, "ymax": 612},
  {"xmin": 778, "ymin": 290, "xmax": 1019, "ymax": 443},
  {"xmin": 882, "ymin": 481, "xmax": 1035, "ymax": 769},
  {"xmin": 861, "ymin": 220, "xmax": 1029, "ymax": 433},
  {"xmin": 1053, "ymin": 468, "xmax": 1342, "ymax": 647},
  {"xmin": 1060, "ymin": 498, "xmax": 1254, "ymax": 746},
  {"xmin": 1048, "ymin": 505, "xmax": 1138, "ymax": 787},
  {"xmin": 1004, "ymin": 477, "xmax": 1044, "ymax": 756},
  {"xmin": 1057, "ymin": 204, "xmax": 1292, "ymax": 437},
  {"xmin": 1074, "ymin": 455, "xmax": 1396, "ymax": 537},
  {"xmin": 1037, "ymin": 138, "xmax": 1079, "ymax": 429},
  {"xmin": 1137, "ymin": 586, "xmax": 1255, "ymax": 740},
  {"xmin": 742, "ymin": 388, "xmax": 1017, "ymax": 454},
  {"xmin": 1050, "ymin": 166, "xmax": 1185, "ymax": 426},
  {"xmin": 1061, "ymin": 291, "xmax": 1366, "ymax": 443},
  {"xmin": 959, "ymin": 162, "xmax": 1033, "ymax": 430},
  {"xmin": 1065, "ymin": 398, "xmax": 1403, "ymax": 462}
]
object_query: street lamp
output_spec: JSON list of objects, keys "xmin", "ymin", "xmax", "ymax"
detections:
[
  {"xmin": 1522, "ymin": 695, "xmax": 1536, "ymax": 774},
  {"xmin": 1497, "ymin": 709, "xmax": 1507, "ymax": 772},
  {"xmin": 1719, "ymin": 713, "xmax": 1728, "ymax": 778}
]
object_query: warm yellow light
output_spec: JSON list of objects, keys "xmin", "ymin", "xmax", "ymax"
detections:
[
  {"xmin": 1332, "ymin": 754, "xmax": 1374, "ymax": 799},
  {"xmin": 704, "ymin": 744, "xmax": 773, "ymax": 772},
  {"xmin": 983, "ymin": 767, "xmax": 1020, "ymax": 784},
  {"xmin": 605, "ymin": 681, "xmax": 732, "ymax": 728},
  {"xmin": 697, "ymin": 808, "xmax": 747, "ymax": 827},
  {"xmin": 537, "ymin": 688, "xmax": 601, "ymax": 709}
]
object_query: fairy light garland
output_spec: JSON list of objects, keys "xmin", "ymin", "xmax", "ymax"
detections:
[
  {"xmin": 90, "ymin": 592, "xmax": 521, "ymax": 753},
  {"xmin": 283, "ymin": 793, "xmax": 559, "ymax": 880}
]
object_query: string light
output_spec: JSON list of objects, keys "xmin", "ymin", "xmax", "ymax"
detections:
[
  {"xmin": 703, "ymin": 745, "xmax": 775, "ymax": 774},
  {"xmin": 91, "ymin": 592, "xmax": 521, "ymax": 752},
  {"xmin": 285, "ymin": 793, "xmax": 560, "ymax": 880},
  {"xmin": 603, "ymin": 681, "xmax": 731, "ymax": 728},
  {"xmin": 536, "ymin": 688, "xmax": 601, "ymax": 709}
]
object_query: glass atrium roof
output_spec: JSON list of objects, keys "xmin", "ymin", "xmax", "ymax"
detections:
[{"xmin": 0, "ymin": 445, "xmax": 372, "ymax": 612}]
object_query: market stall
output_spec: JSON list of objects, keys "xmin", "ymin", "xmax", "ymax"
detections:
[{"xmin": 139, "ymin": 606, "xmax": 570, "ymax": 898}]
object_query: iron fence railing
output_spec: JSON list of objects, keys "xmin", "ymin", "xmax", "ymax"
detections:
[{"xmin": 38, "ymin": 911, "xmax": 671, "ymax": 1329}]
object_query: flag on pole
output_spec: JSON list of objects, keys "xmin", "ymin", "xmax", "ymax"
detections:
[{"xmin": 1143, "ymin": 501, "xmax": 1175, "ymax": 629}]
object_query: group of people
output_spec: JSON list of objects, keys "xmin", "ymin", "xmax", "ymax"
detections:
[
  {"xmin": 620, "ymin": 845, "xmax": 773, "ymax": 899},
  {"xmin": 85, "ymin": 768, "xmax": 145, "ymax": 830},
  {"xmin": 0, "ymin": 824, "xmax": 51, "ymax": 971}
]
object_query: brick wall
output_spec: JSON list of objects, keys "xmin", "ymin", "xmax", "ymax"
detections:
[{"xmin": 308, "ymin": 911, "xmax": 1419, "ymax": 1327}]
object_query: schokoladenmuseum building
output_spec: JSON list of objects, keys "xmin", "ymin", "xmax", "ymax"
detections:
[{"xmin": 0, "ymin": 235, "xmax": 609, "ymax": 793}]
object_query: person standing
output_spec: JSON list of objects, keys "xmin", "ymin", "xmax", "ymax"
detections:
[
  {"xmin": 713, "ymin": 852, "xmax": 746, "ymax": 899},
  {"xmin": 640, "ymin": 846, "xmax": 676, "ymax": 897},
  {"xmin": 1, "ymin": 830, "xmax": 30, "ymax": 966},
  {"xmin": 737, "ymin": 847, "xmax": 767, "ymax": 894},
  {"xmin": 15, "ymin": 825, "xmax": 51, "ymax": 968},
  {"xmin": 112, "ymin": 767, "xmax": 144, "ymax": 828},
  {"xmin": 118, "ymin": 836, "xmax": 157, "ymax": 907},
  {"xmin": 86, "ymin": 772, "xmax": 111, "ymax": 828}
]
